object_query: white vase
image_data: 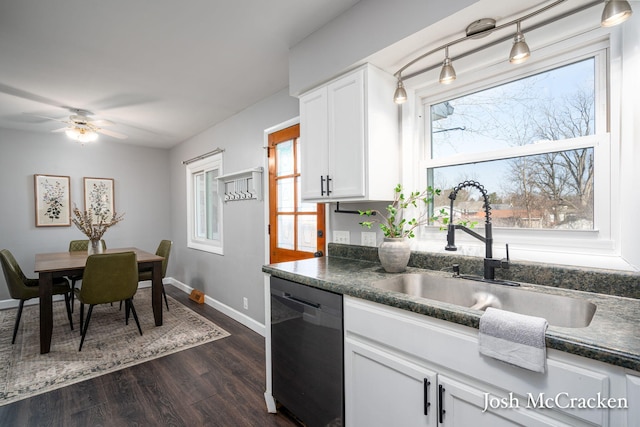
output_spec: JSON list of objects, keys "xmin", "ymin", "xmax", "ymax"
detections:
[{"xmin": 378, "ymin": 237, "xmax": 411, "ymax": 273}]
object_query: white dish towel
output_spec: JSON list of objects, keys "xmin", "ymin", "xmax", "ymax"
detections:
[{"xmin": 478, "ymin": 307, "xmax": 549, "ymax": 373}]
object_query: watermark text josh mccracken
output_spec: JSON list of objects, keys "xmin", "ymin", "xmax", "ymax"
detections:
[{"xmin": 482, "ymin": 392, "xmax": 628, "ymax": 413}]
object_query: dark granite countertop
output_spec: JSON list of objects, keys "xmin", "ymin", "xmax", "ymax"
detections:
[{"xmin": 263, "ymin": 256, "xmax": 640, "ymax": 373}]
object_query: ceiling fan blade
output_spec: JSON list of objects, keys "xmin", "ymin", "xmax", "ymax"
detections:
[
  {"xmin": 32, "ymin": 114, "xmax": 69, "ymax": 123},
  {"xmin": 0, "ymin": 83, "xmax": 68, "ymax": 110},
  {"xmin": 51, "ymin": 127, "xmax": 72, "ymax": 133},
  {"xmin": 97, "ymin": 128, "xmax": 128, "ymax": 139},
  {"xmin": 88, "ymin": 119, "xmax": 115, "ymax": 127}
]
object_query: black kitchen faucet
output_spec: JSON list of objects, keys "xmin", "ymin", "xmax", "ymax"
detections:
[{"xmin": 445, "ymin": 180, "xmax": 512, "ymax": 282}]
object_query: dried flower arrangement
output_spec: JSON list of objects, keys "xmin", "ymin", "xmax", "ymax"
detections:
[{"xmin": 71, "ymin": 205, "xmax": 125, "ymax": 241}]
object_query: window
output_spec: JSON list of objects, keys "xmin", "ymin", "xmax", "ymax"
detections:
[
  {"xmin": 418, "ymin": 38, "xmax": 613, "ymax": 263},
  {"xmin": 186, "ymin": 154, "xmax": 223, "ymax": 254}
]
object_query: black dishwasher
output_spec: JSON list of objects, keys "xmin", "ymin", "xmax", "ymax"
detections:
[{"xmin": 270, "ymin": 276, "xmax": 343, "ymax": 427}]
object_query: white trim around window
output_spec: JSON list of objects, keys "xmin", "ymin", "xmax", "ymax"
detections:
[{"xmin": 186, "ymin": 153, "xmax": 224, "ymax": 254}]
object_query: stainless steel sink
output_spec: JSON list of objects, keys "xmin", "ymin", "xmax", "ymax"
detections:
[{"xmin": 370, "ymin": 273, "xmax": 597, "ymax": 328}]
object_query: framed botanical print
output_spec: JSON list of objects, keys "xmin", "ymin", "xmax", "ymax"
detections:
[
  {"xmin": 34, "ymin": 174, "xmax": 71, "ymax": 227},
  {"xmin": 83, "ymin": 177, "xmax": 115, "ymax": 222}
]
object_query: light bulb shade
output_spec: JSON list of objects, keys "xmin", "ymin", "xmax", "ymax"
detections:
[
  {"xmin": 65, "ymin": 127, "xmax": 98, "ymax": 143},
  {"xmin": 393, "ymin": 79, "xmax": 407, "ymax": 104},
  {"xmin": 439, "ymin": 57, "xmax": 456, "ymax": 84},
  {"xmin": 601, "ymin": 0, "xmax": 633, "ymax": 27},
  {"xmin": 509, "ymin": 32, "xmax": 530, "ymax": 64}
]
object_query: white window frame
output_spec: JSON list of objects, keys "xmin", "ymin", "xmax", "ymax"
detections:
[
  {"xmin": 186, "ymin": 154, "xmax": 224, "ymax": 254},
  {"xmin": 412, "ymin": 29, "xmax": 625, "ymax": 269}
]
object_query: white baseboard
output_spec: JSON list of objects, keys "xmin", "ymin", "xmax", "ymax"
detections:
[
  {"xmin": 165, "ymin": 277, "xmax": 265, "ymax": 337},
  {"xmin": 264, "ymin": 392, "xmax": 277, "ymax": 413}
]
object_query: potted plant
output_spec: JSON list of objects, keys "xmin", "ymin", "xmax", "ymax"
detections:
[{"xmin": 360, "ymin": 184, "xmax": 446, "ymax": 272}]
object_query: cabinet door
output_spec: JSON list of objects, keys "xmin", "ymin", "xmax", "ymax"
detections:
[
  {"xmin": 327, "ymin": 69, "xmax": 365, "ymax": 199},
  {"xmin": 345, "ymin": 338, "xmax": 437, "ymax": 427},
  {"xmin": 438, "ymin": 375, "xmax": 573, "ymax": 427},
  {"xmin": 300, "ymin": 87, "xmax": 329, "ymax": 200}
]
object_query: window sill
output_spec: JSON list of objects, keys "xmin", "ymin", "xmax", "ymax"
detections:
[{"xmin": 187, "ymin": 241, "xmax": 224, "ymax": 255}]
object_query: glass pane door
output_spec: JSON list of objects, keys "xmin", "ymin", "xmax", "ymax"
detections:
[{"xmin": 269, "ymin": 124, "xmax": 325, "ymax": 262}]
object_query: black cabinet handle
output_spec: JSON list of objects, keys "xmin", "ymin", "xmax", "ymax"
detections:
[
  {"xmin": 423, "ymin": 378, "xmax": 431, "ymax": 415},
  {"xmin": 326, "ymin": 175, "xmax": 332, "ymax": 195},
  {"xmin": 283, "ymin": 293, "xmax": 321, "ymax": 309},
  {"xmin": 320, "ymin": 175, "xmax": 326, "ymax": 196},
  {"xmin": 438, "ymin": 385, "xmax": 445, "ymax": 423}
]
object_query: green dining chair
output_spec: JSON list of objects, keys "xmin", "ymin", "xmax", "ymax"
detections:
[
  {"xmin": 138, "ymin": 240, "xmax": 172, "ymax": 310},
  {"xmin": 0, "ymin": 249, "xmax": 74, "ymax": 344},
  {"xmin": 76, "ymin": 251, "xmax": 141, "ymax": 351},
  {"xmin": 68, "ymin": 239, "xmax": 107, "ymax": 312}
]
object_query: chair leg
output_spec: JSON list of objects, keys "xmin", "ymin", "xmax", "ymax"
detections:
[
  {"xmin": 120, "ymin": 290, "xmax": 136, "ymax": 311},
  {"xmin": 79, "ymin": 304, "xmax": 95, "ymax": 351},
  {"xmin": 162, "ymin": 285, "xmax": 169, "ymax": 310},
  {"xmin": 12, "ymin": 300, "xmax": 25, "ymax": 344},
  {"xmin": 64, "ymin": 292, "xmax": 73, "ymax": 331},
  {"xmin": 128, "ymin": 299, "xmax": 143, "ymax": 336},
  {"xmin": 70, "ymin": 278, "xmax": 77, "ymax": 313},
  {"xmin": 80, "ymin": 303, "xmax": 85, "ymax": 334},
  {"xmin": 124, "ymin": 299, "xmax": 130, "ymax": 325}
]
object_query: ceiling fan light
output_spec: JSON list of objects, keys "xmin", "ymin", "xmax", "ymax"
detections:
[
  {"xmin": 601, "ymin": 0, "xmax": 633, "ymax": 27},
  {"xmin": 65, "ymin": 127, "xmax": 98, "ymax": 143},
  {"xmin": 393, "ymin": 78, "xmax": 408, "ymax": 104}
]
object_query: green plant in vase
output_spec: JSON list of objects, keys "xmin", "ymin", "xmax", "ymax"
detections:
[
  {"xmin": 359, "ymin": 184, "xmax": 447, "ymax": 272},
  {"xmin": 359, "ymin": 184, "xmax": 447, "ymax": 238}
]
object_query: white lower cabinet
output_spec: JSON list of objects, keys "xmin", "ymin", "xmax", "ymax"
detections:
[
  {"xmin": 346, "ymin": 338, "xmax": 436, "ymax": 426},
  {"xmin": 436, "ymin": 375, "xmax": 568, "ymax": 427},
  {"xmin": 344, "ymin": 296, "xmax": 634, "ymax": 427},
  {"xmin": 345, "ymin": 338, "xmax": 568, "ymax": 427}
]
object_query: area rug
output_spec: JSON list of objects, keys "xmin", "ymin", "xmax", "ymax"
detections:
[{"xmin": 0, "ymin": 287, "xmax": 230, "ymax": 406}]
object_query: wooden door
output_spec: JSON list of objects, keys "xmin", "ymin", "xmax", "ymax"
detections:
[{"xmin": 268, "ymin": 124, "xmax": 325, "ymax": 263}]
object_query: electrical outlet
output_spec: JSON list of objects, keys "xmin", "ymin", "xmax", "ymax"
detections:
[
  {"xmin": 333, "ymin": 230, "xmax": 350, "ymax": 244},
  {"xmin": 361, "ymin": 232, "xmax": 377, "ymax": 247},
  {"xmin": 243, "ymin": 297, "xmax": 248, "ymax": 310}
]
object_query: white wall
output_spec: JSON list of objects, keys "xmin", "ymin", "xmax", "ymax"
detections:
[
  {"xmin": 169, "ymin": 88, "xmax": 298, "ymax": 327},
  {"xmin": 288, "ymin": 0, "xmax": 477, "ymax": 95},
  {"xmin": 0, "ymin": 128, "xmax": 171, "ymax": 300}
]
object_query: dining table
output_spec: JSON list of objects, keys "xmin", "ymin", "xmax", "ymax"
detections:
[{"xmin": 34, "ymin": 247, "xmax": 164, "ymax": 354}]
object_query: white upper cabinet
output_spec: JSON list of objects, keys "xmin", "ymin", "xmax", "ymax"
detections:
[{"xmin": 299, "ymin": 64, "xmax": 399, "ymax": 201}]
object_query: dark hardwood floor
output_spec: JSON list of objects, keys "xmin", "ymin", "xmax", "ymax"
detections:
[{"xmin": 0, "ymin": 286, "xmax": 300, "ymax": 427}]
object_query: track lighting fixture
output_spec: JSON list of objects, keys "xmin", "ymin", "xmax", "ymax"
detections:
[
  {"xmin": 509, "ymin": 21, "xmax": 530, "ymax": 64},
  {"xmin": 601, "ymin": 0, "xmax": 633, "ymax": 27},
  {"xmin": 439, "ymin": 46, "xmax": 456, "ymax": 84},
  {"xmin": 392, "ymin": 0, "xmax": 633, "ymax": 103},
  {"xmin": 393, "ymin": 77, "xmax": 408, "ymax": 104}
]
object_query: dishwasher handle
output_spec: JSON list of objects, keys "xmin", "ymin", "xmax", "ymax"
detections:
[{"xmin": 283, "ymin": 293, "xmax": 321, "ymax": 309}]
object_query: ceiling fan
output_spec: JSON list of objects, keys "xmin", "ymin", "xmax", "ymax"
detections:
[{"xmin": 41, "ymin": 110, "xmax": 128, "ymax": 143}]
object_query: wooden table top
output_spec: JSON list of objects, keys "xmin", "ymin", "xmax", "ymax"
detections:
[{"xmin": 35, "ymin": 247, "xmax": 163, "ymax": 273}]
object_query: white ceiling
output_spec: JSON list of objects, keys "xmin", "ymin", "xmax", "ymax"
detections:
[
  {"xmin": 0, "ymin": 0, "xmax": 602, "ymax": 149},
  {"xmin": 0, "ymin": 0, "xmax": 360, "ymax": 148}
]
